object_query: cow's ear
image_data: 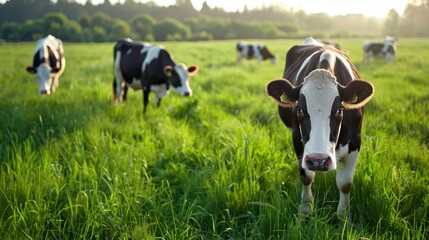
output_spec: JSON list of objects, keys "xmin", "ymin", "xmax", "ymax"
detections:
[
  {"xmin": 164, "ymin": 65, "xmax": 173, "ymax": 77},
  {"xmin": 188, "ymin": 65, "xmax": 199, "ymax": 76},
  {"xmin": 26, "ymin": 66, "xmax": 36, "ymax": 74},
  {"xmin": 338, "ymin": 80, "xmax": 374, "ymax": 109},
  {"xmin": 266, "ymin": 79, "xmax": 301, "ymax": 108}
]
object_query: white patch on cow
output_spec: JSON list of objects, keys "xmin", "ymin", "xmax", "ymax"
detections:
[
  {"xmin": 173, "ymin": 64, "xmax": 193, "ymax": 96},
  {"xmin": 321, "ymin": 49, "xmax": 355, "ymax": 80},
  {"xmin": 150, "ymin": 84, "xmax": 168, "ymax": 105},
  {"xmin": 114, "ymin": 50, "xmax": 126, "ymax": 102},
  {"xmin": 252, "ymin": 44, "xmax": 263, "ymax": 64},
  {"xmin": 320, "ymin": 50, "xmax": 337, "ymax": 68},
  {"xmin": 296, "ymin": 51, "xmax": 321, "ymax": 83},
  {"xmin": 141, "ymin": 45, "xmax": 162, "ymax": 73},
  {"xmin": 336, "ymin": 148, "xmax": 359, "ymax": 215},
  {"xmin": 302, "ymin": 37, "xmax": 324, "ymax": 47},
  {"xmin": 128, "ymin": 78, "xmax": 143, "ymax": 90},
  {"xmin": 300, "ymin": 69, "xmax": 339, "ymax": 171},
  {"xmin": 237, "ymin": 42, "xmax": 248, "ymax": 63},
  {"xmin": 335, "ymin": 53, "xmax": 355, "ymax": 79}
]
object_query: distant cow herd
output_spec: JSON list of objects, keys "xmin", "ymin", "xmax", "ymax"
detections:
[{"xmin": 25, "ymin": 34, "xmax": 386, "ymax": 224}]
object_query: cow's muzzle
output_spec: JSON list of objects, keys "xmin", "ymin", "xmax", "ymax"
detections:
[
  {"xmin": 183, "ymin": 91, "xmax": 191, "ymax": 97},
  {"xmin": 40, "ymin": 89, "xmax": 48, "ymax": 95},
  {"xmin": 305, "ymin": 153, "xmax": 332, "ymax": 172}
]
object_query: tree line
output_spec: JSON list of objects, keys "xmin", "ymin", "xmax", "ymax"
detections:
[{"xmin": 0, "ymin": 0, "xmax": 428, "ymax": 43}]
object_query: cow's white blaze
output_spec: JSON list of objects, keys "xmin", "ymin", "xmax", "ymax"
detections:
[
  {"xmin": 36, "ymin": 63, "xmax": 53, "ymax": 94},
  {"xmin": 173, "ymin": 64, "xmax": 193, "ymax": 96},
  {"xmin": 300, "ymin": 69, "xmax": 339, "ymax": 171}
]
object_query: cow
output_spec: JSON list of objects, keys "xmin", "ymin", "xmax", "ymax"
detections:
[
  {"xmin": 363, "ymin": 36, "xmax": 398, "ymax": 64},
  {"xmin": 113, "ymin": 39, "xmax": 199, "ymax": 113},
  {"xmin": 236, "ymin": 41, "xmax": 276, "ymax": 64},
  {"xmin": 26, "ymin": 34, "xmax": 65, "ymax": 95},
  {"xmin": 265, "ymin": 37, "xmax": 374, "ymax": 223}
]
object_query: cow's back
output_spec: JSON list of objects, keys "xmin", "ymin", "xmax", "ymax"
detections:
[{"xmin": 284, "ymin": 45, "xmax": 359, "ymax": 86}]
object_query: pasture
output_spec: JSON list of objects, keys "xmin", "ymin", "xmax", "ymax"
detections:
[{"xmin": 0, "ymin": 38, "xmax": 428, "ymax": 239}]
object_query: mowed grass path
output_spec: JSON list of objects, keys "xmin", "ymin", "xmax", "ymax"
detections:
[{"xmin": 0, "ymin": 39, "xmax": 428, "ymax": 239}]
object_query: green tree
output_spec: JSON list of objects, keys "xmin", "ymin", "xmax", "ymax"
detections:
[
  {"xmin": 91, "ymin": 11, "xmax": 111, "ymax": 30},
  {"xmin": 130, "ymin": 13, "xmax": 156, "ymax": 41},
  {"xmin": 79, "ymin": 13, "xmax": 92, "ymax": 29},
  {"xmin": 383, "ymin": 9, "xmax": 400, "ymax": 36},
  {"xmin": 92, "ymin": 26, "xmax": 107, "ymax": 42},
  {"xmin": 153, "ymin": 18, "xmax": 191, "ymax": 41},
  {"xmin": 0, "ymin": 22, "xmax": 22, "ymax": 41},
  {"xmin": 109, "ymin": 18, "xmax": 131, "ymax": 41}
]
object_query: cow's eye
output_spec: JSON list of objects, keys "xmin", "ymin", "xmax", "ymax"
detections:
[
  {"xmin": 336, "ymin": 108, "xmax": 344, "ymax": 116},
  {"xmin": 296, "ymin": 107, "xmax": 305, "ymax": 118}
]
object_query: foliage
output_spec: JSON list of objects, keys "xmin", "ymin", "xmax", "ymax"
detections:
[
  {"xmin": 0, "ymin": 38, "xmax": 428, "ymax": 239},
  {"xmin": 0, "ymin": 0, "xmax": 387, "ymax": 42}
]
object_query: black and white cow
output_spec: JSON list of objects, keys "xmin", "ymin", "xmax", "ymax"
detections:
[
  {"xmin": 363, "ymin": 36, "xmax": 398, "ymax": 64},
  {"xmin": 113, "ymin": 39, "xmax": 199, "ymax": 113},
  {"xmin": 236, "ymin": 41, "xmax": 276, "ymax": 64},
  {"xmin": 26, "ymin": 34, "xmax": 65, "ymax": 95},
  {"xmin": 266, "ymin": 37, "xmax": 374, "ymax": 222}
]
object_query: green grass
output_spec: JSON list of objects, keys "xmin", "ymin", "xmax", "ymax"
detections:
[{"xmin": 0, "ymin": 39, "xmax": 428, "ymax": 239}]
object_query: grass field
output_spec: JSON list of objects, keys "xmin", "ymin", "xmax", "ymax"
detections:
[{"xmin": 0, "ymin": 38, "xmax": 428, "ymax": 239}]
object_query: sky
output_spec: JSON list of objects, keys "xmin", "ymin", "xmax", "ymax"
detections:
[
  {"xmin": 0, "ymin": 0, "xmax": 410, "ymax": 18},
  {"xmin": 81, "ymin": 0, "xmax": 409, "ymax": 18}
]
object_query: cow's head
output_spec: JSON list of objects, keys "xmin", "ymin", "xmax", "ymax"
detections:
[
  {"xmin": 26, "ymin": 63, "xmax": 59, "ymax": 95},
  {"xmin": 164, "ymin": 64, "xmax": 199, "ymax": 96},
  {"xmin": 266, "ymin": 69, "xmax": 374, "ymax": 172}
]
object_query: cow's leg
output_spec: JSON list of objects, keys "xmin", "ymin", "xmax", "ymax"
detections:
[
  {"xmin": 52, "ymin": 76, "xmax": 59, "ymax": 92},
  {"xmin": 122, "ymin": 84, "xmax": 128, "ymax": 101},
  {"xmin": 336, "ymin": 150, "xmax": 359, "ymax": 223},
  {"xmin": 300, "ymin": 168, "xmax": 315, "ymax": 215},
  {"xmin": 113, "ymin": 78, "xmax": 118, "ymax": 103},
  {"xmin": 113, "ymin": 77, "xmax": 124, "ymax": 104},
  {"xmin": 156, "ymin": 98, "xmax": 162, "ymax": 108},
  {"xmin": 143, "ymin": 89, "xmax": 150, "ymax": 114}
]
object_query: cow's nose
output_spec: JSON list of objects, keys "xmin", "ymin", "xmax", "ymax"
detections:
[
  {"xmin": 305, "ymin": 154, "xmax": 332, "ymax": 172},
  {"xmin": 183, "ymin": 92, "xmax": 191, "ymax": 97},
  {"xmin": 40, "ymin": 90, "xmax": 48, "ymax": 95}
]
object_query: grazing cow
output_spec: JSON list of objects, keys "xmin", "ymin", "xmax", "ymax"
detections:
[
  {"xmin": 236, "ymin": 41, "xmax": 276, "ymax": 64},
  {"xmin": 363, "ymin": 36, "xmax": 398, "ymax": 64},
  {"xmin": 113, "ymin": 39, "xmax": 199, "ymax": 113},
  {"xmin": 26, "ymin": 34, "xmax": 65, "ymax": 95},
  {"xmin": 266, "ymin": 37, "xmax": 374, "ymax": 222}
]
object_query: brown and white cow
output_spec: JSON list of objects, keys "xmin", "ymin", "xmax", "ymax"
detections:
[
  {"xmin": 237, "ymin": 41, "xmax": 276, "ymax": 64},
  {"xmin": 363, "ymin": 36, "xmax": 397, "ymax": 64},
  {"xmin": 266, "ymin": 37, "xmax": 374, "ymax": 222},
  {"xmin": 26, "ymin": 34, "xmax": 65, "ymax": 95},
  {"xmin": 113, "ymin": 38, "xmax": 199, "ymax": 113}
]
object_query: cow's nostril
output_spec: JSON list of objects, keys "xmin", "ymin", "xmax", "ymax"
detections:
[
  {"xmin": 183, "ymin": 92, "xmax": 190, "ymax": 96},
  {"xmin": 40, "ymin": 90, "xmax": 48, "ymax": 95},
  {"xmin": 305, "ymin": 154, "xmax": 332, "ymax": 172}
]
